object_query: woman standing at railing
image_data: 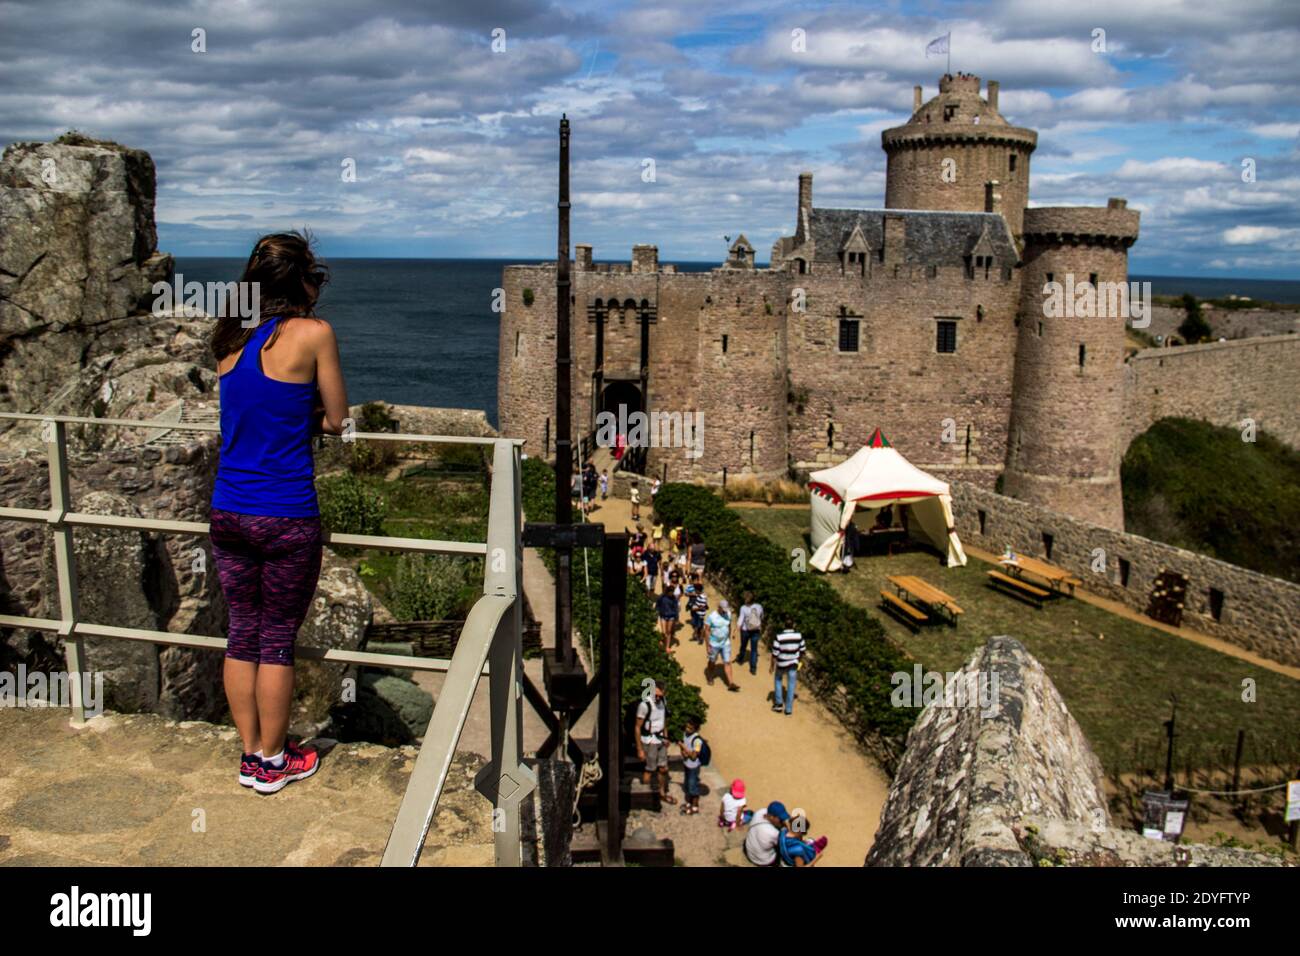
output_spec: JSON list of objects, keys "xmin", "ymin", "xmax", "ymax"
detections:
[{"xmin": 208, "ymin": 231, "xmax": 349, "ymax": 795}]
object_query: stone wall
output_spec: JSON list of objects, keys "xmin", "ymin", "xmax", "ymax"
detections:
[
  {"xmin": 786, "ymin": 262, "xmax": 1020, "ymax": 490},
  {"xmin": 1121, "ymin": 334, "xmax": 1300, "ymax": 452},
  {"xmin": 866, "ymin": 636, "xmax": 1292, "ymax": 867},
  {"xmin": 950, "ymin": 481, "xmax": 1300, "ymax": 667}
]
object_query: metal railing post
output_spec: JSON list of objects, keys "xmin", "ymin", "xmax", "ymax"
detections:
[
  {"xmin": 475, "ymin": 439, "xmax": 535, "ymax": 866},
  {"xmin": 45, "ymin": 419, "xmax": 86, "ymax": 725}
]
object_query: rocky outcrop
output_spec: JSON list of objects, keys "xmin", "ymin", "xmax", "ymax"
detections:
[
  {"xmin": 0, "ymin": 136, "xmax": 211, "ymax": 429},
  {"xmin": 867, "ymin": 636, "xmax": 1293, "ymax": 867},
  {"xmin": 868, "ymin": 635, "xmax": 1108, "ymax": 867}
]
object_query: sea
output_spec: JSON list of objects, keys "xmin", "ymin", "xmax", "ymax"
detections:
[{"xmin": 175, "ymin": 258, "xmax": 1300, "ymax": 428}]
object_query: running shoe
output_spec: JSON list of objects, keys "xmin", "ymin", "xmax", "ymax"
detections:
[
  {"xmin": 239, "ymin": 752, "xmax": 262, "ymax": 788},
  {"xmin": 253, "ymin": 740, "xmax": 320, "ymax": 794}
]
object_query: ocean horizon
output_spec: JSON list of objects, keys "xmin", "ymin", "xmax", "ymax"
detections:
[{"xmin": 176, "ymin": 257, "xmax": 1300, "ymax": 428}]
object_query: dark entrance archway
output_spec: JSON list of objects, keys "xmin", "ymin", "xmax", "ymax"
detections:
[{"xmin": 601, "ymin": 379, "xmax": 643, "ymax": 421}]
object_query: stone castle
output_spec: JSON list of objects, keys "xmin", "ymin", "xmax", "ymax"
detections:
[{"xmin": 494, "ymin": 73, "xmax": 1280, "ymax": 531}]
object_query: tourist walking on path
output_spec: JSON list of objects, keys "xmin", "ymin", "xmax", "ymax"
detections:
[
  {"xmin": 643, "ymin": 540, "xmax": 661, "ymax": 594},
  {"xmin": 635, "ymin": 681, "xmax": 676, "ymax": 805},
  {"xmin": 687, "ymin": 576, "xmax": 709, "ymax": 643},
  {"xmin": 630, "ymin": 479, "xmax": 641, "ymax": 520},
  {"xmin": 209, "ymin": 231, "xmax": 345, "ymax": 795},
  {"xmin": 678, "ymin": 716, "xmax": 705, "ymax": 814},
  {"xmin": 582, "ymin": 462, "xmax": 597, "ymax": 515},
  {"xmin": 737, "ymin": 591, "xmax": 764, "ymax": 676},
  {"xmin": 771, "ymin": 617, "xmax": 806, "ymax": 715},
  {"xmin": 655, "ymin": 588, "xmax": 679, "ymax": 653},
  {"xmin": 599, "ymin": 469, "xmax": 609, "ymax": 500},
  {"xmin": 707, "ymin": 599, "xmax": 740, "ymax": 692}
]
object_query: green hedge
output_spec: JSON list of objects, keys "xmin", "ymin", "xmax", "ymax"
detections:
[
  {"xmin": 653, "ymin": 483, "xmax": 916, "ymax": 744},
  {"xmin": 520, "ymin": 457, "xmax": 706, "ymax": 737}
]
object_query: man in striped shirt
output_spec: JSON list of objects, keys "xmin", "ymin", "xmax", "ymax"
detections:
[{"xmin": 770, "ymin": 617, "xmax": 806, "ymax": 715}]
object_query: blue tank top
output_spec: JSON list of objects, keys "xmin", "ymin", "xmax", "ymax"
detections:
[{"xmin": 211, "ymin": 316, "xmax": 319, "ymax": 517}]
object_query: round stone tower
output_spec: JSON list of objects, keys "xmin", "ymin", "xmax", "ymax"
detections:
[
  {"xmin": 882, "ymin": 74, "xmax": 1037, "ymax": 237},
  {"xmin": 1001, "ymin": 201, "xmax": 1141, "ymax": 529}
]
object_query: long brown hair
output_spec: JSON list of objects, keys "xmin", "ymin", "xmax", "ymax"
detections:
[{"xmin": 210, "ymin": 230, "xmax": 330, "ymax": 360}]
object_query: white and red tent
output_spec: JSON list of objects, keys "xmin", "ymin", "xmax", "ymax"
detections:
[{"xmin": 808, "ymin": 428, "xmax": 966, "ymax": 571}]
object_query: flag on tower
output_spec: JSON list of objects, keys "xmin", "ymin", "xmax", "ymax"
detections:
[{"xmin": 925, "ymin": 33, "xmax": 950, "ymax": 57}]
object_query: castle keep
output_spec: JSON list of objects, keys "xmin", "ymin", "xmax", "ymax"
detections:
[{"xmin": 498, "ymin": 74, "xmax": 1141, "ymax": 528}]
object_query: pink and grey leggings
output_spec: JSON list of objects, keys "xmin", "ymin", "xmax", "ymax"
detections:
[{"xmin": 209, "ymin": 509, "xmax": 323, "ymax": 666}]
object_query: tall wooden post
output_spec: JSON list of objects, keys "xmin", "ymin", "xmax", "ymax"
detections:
[
  {"xmin": 598, "ymin": 531, "xmax": 628, "ymax": 863},
  {"xmin": 554, "ymin": 114, "xmax": 573, "ymax": 666}
]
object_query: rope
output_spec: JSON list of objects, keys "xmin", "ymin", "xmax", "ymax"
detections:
[
  {"xmin": 1174, "ymin": 782, "xmax": 1289, "ymax": 796},
  {"xmin": 571, "ymin": 755, "xmax": 604, "ymax": 829}
]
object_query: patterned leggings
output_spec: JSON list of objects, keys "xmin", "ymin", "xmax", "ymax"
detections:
[{"xmin": 209, "ymin": 509, "xmax": 323, "ymax": 666}]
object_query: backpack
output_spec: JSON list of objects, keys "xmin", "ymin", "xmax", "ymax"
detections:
[{"xmin": 686, "ymin": 731, "xmax": 711, "ymax": 766}]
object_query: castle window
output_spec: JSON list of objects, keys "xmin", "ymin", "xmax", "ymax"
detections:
[
  {"xmin": 838, "ymin": 317, "xmax": 860, "ymax": 352},
  {"xmin": 977, "ymin": 509, "xmax": 987, "ymax": 535},
  {"xmin": 1046, "ymin": 272, "xmax": 1054, "ymax": 285},
  {"xmin": 1037, "ymin": 321, "xmax": 1043, "ymax": 337},
  {"xmin": 795, "ymin": 258, "xmax": 807, "ymax": 275},
  {"xmin": 1078, "ymin": 343, "xmax": 1086, "ymax": 367},
  {"xmin": 749, "ymin": 430, "xmax": 755, "ymax": 465},
  {"xmin": 514, "ymin": 330, "xmax": 521, "ymax": 357},
  {"xmin": 936, "ymin": 319, "xmax": 957, "ymax": 353},
  {"xmin": 1041, "ymin": 532, "xmax": 1054, "ymax": 560},
  {"xmin": 943, "ymin": 104, "xmax": 958, "ymax": 122},
  {"xmin": 976, "ymin": 305, "xmax": 984, "ymax": 322},
  {"xmin": 1089, "ymin": 273, "xmax": 1098, "ymax": 287},
  {"xmin": 1009, "ymin": 154, "xmax": 1017, "ymax": 175},
  {"xmin": 844, "ymin": 250, "xmax": 866, "ymax": 277},
  {"xmin": 722, "ymin": 334, "xmax": 729, "ymax": 354},
  {"xmin": 1118, "ymin": 556, "xmax": 1130, "ymax": 588},
  {"xmin": 964, "ymin": 424, "xmax": 972, "ymax": 461},
  {"xmin": 1208, "ymin": 587, "xmax": 1225, "ymax": 622}
]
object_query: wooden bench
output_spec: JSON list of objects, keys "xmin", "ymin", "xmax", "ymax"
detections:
[
  {"xmin": 987, "ymin": 570, "xmax": 1050, "ymax": 608},
  {"xmin": 880, "ymin": 590, "xmax": 929, "ymax": 630}
]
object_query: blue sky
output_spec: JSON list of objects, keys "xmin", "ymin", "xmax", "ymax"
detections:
[{"xmin": 3, "ymin": 0, "xmax": 1298, "ymax": 277}]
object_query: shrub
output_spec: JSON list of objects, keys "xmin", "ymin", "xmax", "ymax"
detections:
[
  {"xmin": 318, "ymin": 472, "xmax": 386, "ymax": 538},
  {"xmin": 349, "ymin": 401, "xmax": 400, "ymax": 474},
  {"xmin": 522, "ymin": 288, "xmax": 535, "ymax": 307},
  {"xmin": 1177, "ymin": 293, "xmax": 1212, "ymax": 344},
  {"xmin": 653, "ymin": 482, "xmax": 916, "ymax": 748},
  {"xmin": 389, "ymin": 553, "xmax": 480, "ymax": 621},
  {"xmin": 1122, "ymin": 417, "xmax": 1300, "ymax": 582}
]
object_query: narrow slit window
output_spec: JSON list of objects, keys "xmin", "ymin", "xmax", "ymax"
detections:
[{"xmin": 1041, "ymin": 532, "xmax": 1054, "ymax": 560}]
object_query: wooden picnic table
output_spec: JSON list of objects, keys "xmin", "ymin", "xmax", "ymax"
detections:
[
  {"xmin": 887, "ymin": 574, "xmax": 963, "ymax": 626},
  {"xmin": 998, "ymin": 555, "xmax": 1080, "ymax": 596}
]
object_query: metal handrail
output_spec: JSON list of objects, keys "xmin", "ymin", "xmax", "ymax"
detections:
[{"xmin": 0, "ymin": 411, "xmax": 532, "ymax": 866}]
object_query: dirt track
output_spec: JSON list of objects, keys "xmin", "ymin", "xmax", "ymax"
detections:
[{"xmin": 591, "ymin": 493, "xmax": 892, "ymax": 866}]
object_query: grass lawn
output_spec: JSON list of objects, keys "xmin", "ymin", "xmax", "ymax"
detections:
[{"xmin": 735, "ymin": 504, "xmax": 1300, "ymax": 778}]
